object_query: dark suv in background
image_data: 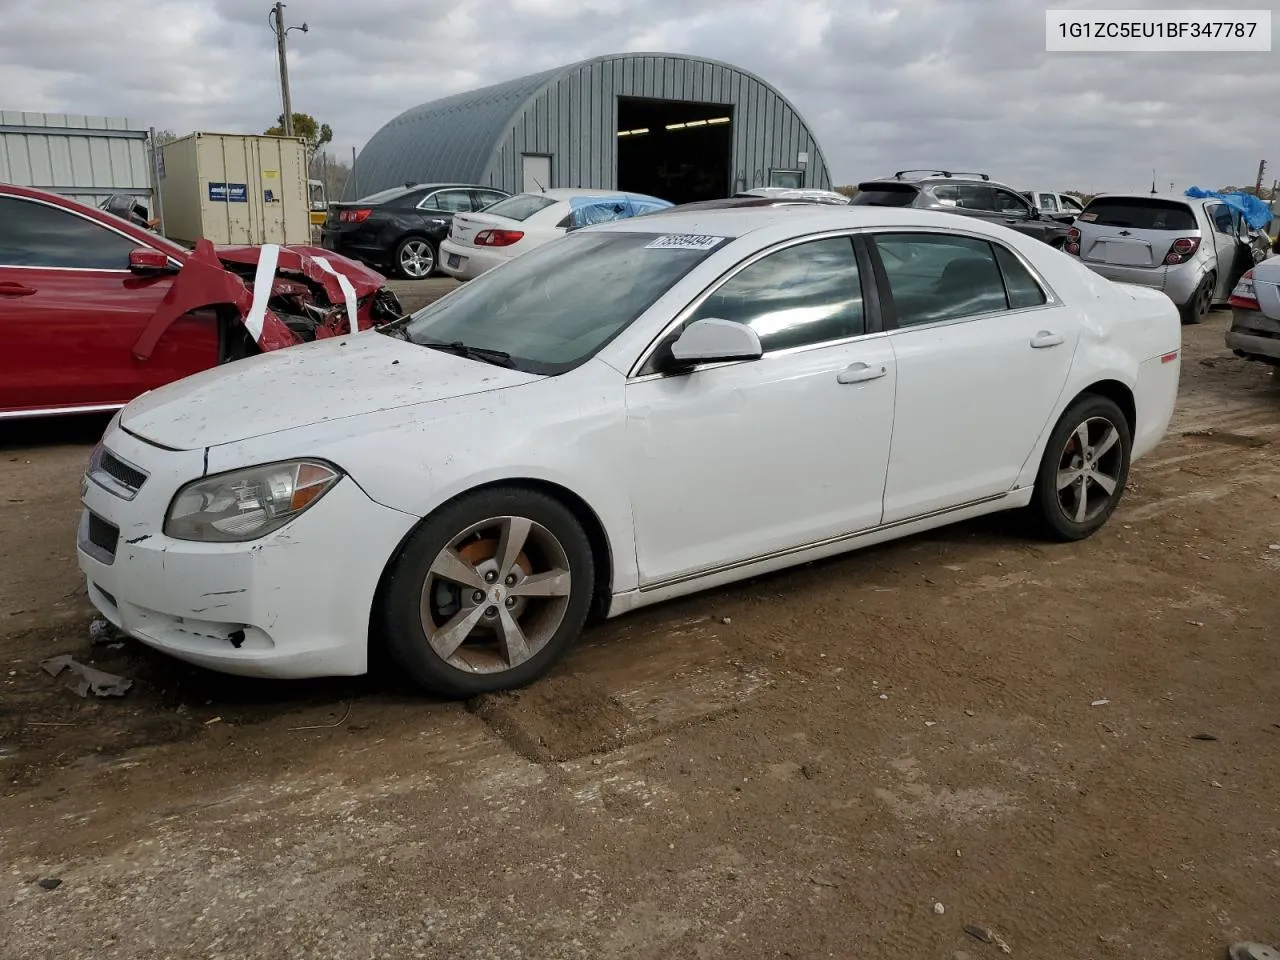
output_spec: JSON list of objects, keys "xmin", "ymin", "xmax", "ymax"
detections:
[
  {"xmin": 321, "ymin": 182, "xmax": 511, "ymax": 279},
  {"xmin": 851, "ymin": 171, "xmax": 1072, "ymax": 248}
]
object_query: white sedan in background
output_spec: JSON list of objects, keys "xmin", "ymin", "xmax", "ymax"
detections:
[
  {"xmin": 78, "ymin": 205, "xmax": 1181, "ymax": 697},
  {"xmin": 437, "ymin": 188, "xmax": 670, "ymax": 280}
]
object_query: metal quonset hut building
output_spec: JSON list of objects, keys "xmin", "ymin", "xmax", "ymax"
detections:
[{"xmin": 347, "ymin": 53, "xmax": 832, "ymax": 206}]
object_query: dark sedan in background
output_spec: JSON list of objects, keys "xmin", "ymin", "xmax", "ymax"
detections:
[{"xmin": 321, "ymin": 182, "xmax": 510, "ymax": 279}]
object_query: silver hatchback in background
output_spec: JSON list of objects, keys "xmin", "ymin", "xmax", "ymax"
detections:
[{"xmin": 1065, "ymin": 194, "xmax": 1268, "ymax": 324}]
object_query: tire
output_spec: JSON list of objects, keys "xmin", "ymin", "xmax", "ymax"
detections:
[
  {"xmin": 1179, "ymin": 274, "xmax": 1213, "ymax": 325},
  {"xmin": 381, "ymin": 486, "xmax": 595, "ymax": 697},
  {"xmin": 394, "ymin": 236, "xmax": 437, "ymax": 279},
  {"xmin": 1029, "ymin": 394, "xmax": 1132, "ymax": 542}
]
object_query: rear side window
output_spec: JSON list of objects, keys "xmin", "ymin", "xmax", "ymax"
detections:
[
  {"xmin": 993, "ymin": 245, "xmax": 1048, "ymax": 308},
  {"xmin": 1079, "ymin": 198, "xmax": 1197, "ymax": 231},
  {"xmin": 0, "ymin": 197, "xmax": 139, "ymax": 269},
  {"xmin": 872, "ymin": 233, "xmax": 1011, "ymax": 326},
  {"xmin": 850, "ymin": 183, "xmax": 919, "ymax": 207},
  {"xmin": 689, "ymin": 236, "xmax": 864, "ymax": 351},
  {"xmin": 482, "ymin": 194, "xmax": 558, "ymax": 221}
]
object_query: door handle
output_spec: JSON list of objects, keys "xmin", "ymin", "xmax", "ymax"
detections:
[
  {"xmin": 0, "ymin": 281, "xmax": 36, "ymax": 297},
  {"xmin": 836, "ymin": 362, "xmax": 888, "ymax": 384},
  {"xmin": 1030, "ymin": 331, "xmax": 1064, "ymax": 348}
]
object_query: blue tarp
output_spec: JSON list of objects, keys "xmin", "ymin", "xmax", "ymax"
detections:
[
  {"xmin": 566, "ymin": 194, "xmax": 672, "ymax": 230},
  {"xmin": 1184, "ymin": 187, "xmax": 1274, "ymax": 230}
]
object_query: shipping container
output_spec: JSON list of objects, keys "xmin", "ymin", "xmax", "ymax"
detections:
[
  {"xmin": 156, "ymin": 132, "xmax": 310, "ymax": 246},
  {"xmin": 0, "ymin": 111, "xmax": 153, "ymax": 208}
]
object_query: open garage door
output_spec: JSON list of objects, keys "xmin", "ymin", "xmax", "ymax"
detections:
[{"xmin": 616, "ymin": 97, "xmax": 733, "ymax": 205}]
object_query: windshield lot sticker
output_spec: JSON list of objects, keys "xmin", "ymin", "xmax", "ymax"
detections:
[{"xmin": 645, "ymin": 234, "xmax": 726, "ymax": 250}]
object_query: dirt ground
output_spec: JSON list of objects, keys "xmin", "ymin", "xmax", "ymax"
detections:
[{"xmin": 2, "ymin": 300, "xmax": 1278, "ymax": 960}]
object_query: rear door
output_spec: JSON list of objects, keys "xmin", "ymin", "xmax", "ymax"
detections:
[
  {"xmin": 867, "ymin": 229, "xmax": 1078, "ymax": 522},
  {"xmin": 1075, "ymin": 197, "xmax": 1200, "ymax": 270},
  {"xmin": 0, "ymin": 195, "xmax": 215, "ymax": 415}
]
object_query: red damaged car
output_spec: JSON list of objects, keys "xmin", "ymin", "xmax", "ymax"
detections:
[{"xmin": 0, "ymin": 184, "xmax": 403, "ymax": 421}]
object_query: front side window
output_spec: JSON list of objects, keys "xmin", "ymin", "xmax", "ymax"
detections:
[
  {"xmin": 1208, "ymin": 204, "xmax": 1235, "ymax": 236},
  {"xmin": 873, "ymin": 232, "xmax": 1018, "ymax": 326},
  {"xmin": 395, "ymin": 231, "xmax": 724, "ymax": 374},
  {"xmin": 687, "ymin": 236, "xmax": 864, "ymax": 352},
  {"xmin": 0, "ymin": 197, "xmax": 139, "ymax": 269},
  {"xmin": 993, "ymin": 188, "xmax": 1032, "ymax": 216}
]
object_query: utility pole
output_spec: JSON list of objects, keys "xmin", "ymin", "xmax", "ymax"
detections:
[
  {"xmin": 269, "ymin": 3, "xmax": 307, "ymax": 138},
  {"xmin": 1255, "ymin": 158, "xmax": 1268, "ymax": 195}
]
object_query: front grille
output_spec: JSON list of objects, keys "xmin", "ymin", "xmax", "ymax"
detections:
[
  {"xmin": 87, "ymin": 512, "xmax": 119, "ymax": 559},
  {"xmin": 99, "ymin": 449, "xmax": 147, "ymax": 493}
]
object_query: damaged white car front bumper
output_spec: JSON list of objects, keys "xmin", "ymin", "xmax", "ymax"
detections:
[{"xmin": 75, "ymin": 420, "xmax": 416, "ymax": 679}]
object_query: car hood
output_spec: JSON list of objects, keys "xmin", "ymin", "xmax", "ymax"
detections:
[{"xmin": 119, "ymin": 331, "xmax": 544, "ymax": 451}]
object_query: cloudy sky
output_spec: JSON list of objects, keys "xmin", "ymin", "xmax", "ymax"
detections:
[{"xmin": 1, "ymin": 0, "xmax": 1275, "ymax": 194}]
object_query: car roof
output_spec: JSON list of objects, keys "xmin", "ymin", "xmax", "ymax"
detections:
[
  {"xmin": 589, "ymin": 203, "xmax": 1021, "ymax": 238},
  {"xmin": 1087, "ymin": 193, "xmax": 1202, "ymax": 205},
  {"xmin": 504, "ymin": 188, "xmax": 665, "ymax": 203}
]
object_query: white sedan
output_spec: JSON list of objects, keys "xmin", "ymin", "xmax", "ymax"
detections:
[
  {"xmin": 437, "ymin": 188, "xmax": 669, "ymax": 280},
  {"xmin": 77, "ymin": 206, "xmax": 1181, "ymax": 696}
]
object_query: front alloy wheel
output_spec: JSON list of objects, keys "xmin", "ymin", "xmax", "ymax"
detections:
[
  {"xmin": 1031, "ymin": 395, "xmax": 1132, "ymax": 541},
  {"xmin": 382, "ymin": 487, "xmax": 595, "ymax": 696}
]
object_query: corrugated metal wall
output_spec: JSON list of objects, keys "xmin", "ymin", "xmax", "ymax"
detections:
[
  {"xmin": 0, "ymin": 112, "xmax": 152, "ymax": 207},
  {"xmin": 485, "ymin": 54, "xmax": 831, "ymax": 195}
]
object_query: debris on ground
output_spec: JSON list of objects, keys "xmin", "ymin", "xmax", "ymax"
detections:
[
  {"xmin": 933, "ymin": 901, "xmax": 946, "ymax": 915},
  {"xmin": 1091, "ymin": 699, "xmax": 1110, "ymax": 707},
  {"xmin": 1191, "ymin": 733, "xmax": 1219, "ymax": 741},
  {"xmin": 88, "ymin": 618, "xmax": 125, "ymax": 649},
  {"xmin": 964, "ymin": 924, "xmax": 1012, "ymax": 953},
  {"xmin": 36, "ymin": 878, "xmax": 61, "ymax": 890},
  {"xmin": 39, "ymin": 656, "xmax": 132, "ymax": 698},
  {"xmin": 801, "ymin": 764, "xmax": 819, "ymax": 780}
]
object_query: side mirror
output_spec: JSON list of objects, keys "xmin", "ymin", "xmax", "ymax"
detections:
[
  {"xmin": 128, "ymin": 248, "xmax": 175, "ymax": 275},
  {"xmin": 667, "ymin": 317, "xmax": 763, "ymax": 368}
]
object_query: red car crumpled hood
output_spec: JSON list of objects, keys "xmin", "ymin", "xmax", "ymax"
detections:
[
  {"xmin": 213, "ymin": 243, "xmax": 387, "ymax": 300},
  {"xmin": 129, "ymin": 240, "xmax": 395, "ymax": 361}
]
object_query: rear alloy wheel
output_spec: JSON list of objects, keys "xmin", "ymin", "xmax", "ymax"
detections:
[
  {"xmin": 382, "ymin": 488, "xmax": 594, "ymax": 697},
  {"xmin": 1030, "ymin": 395, "xmax": 1132, "ymax": 541},
  {"xmin": 1180, "ymin": 274, "xmax": 1213, "ymax": 324},
  {"xmin": 395, "ymin": 237, "xmax": 436, "ymax": 279}
]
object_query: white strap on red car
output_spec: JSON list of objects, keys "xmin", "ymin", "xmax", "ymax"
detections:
[
  {"xmin": 312, "ymin": 256, "xmax": 362, "ymax": 333},
  {"xmin": 243, "ymin": 243, "xmax": 281, "ymax": 343}
]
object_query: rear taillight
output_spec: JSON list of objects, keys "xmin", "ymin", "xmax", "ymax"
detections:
[
  {"xmin": 1064, "ymin": 226, "xmax": 1080, "ymax": 255},
  {"xmin": 340, "ymin": 208, "xmax": 372, "ymax": 223},
  {"xmin": 474, "ymin": 229, "xmax": 524, "ymax": 247},
  {"xmin": 1163, "ymin": 236, "xmax": 1200, "ymax": 265},
  {"xmin": 1228, "ymin": 269, "xmax": 1260, "ymax": 310}
]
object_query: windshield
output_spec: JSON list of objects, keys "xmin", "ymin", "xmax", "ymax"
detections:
[
  {"xmin": 391, "ymin": 231, "xmax": 726, "ymax": 374},
  {"xmin": 482, "ymin": 194, "xmax": 558, "ymax": 221}
]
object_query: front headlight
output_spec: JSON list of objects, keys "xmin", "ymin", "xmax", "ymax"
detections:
[{"xmin": 164, "ymin": 460, "xmax": 342, "ymax": 542}]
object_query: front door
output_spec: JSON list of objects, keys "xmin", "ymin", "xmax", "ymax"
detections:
[
  {"xmin": 624, "ymin": 235, "xmax": 897, "ymax": 585},
  {"xmin": 867, "ymin": 230, "xmax": 1079, "ymax": 523},
  {"xmin": 0, "ymin": 195, "xmax": 215, "ymax": 415}
]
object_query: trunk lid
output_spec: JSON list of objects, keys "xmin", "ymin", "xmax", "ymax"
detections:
[{"xmin": 448, "ymin": 212, "xmax": 523, "ymax": 249}]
